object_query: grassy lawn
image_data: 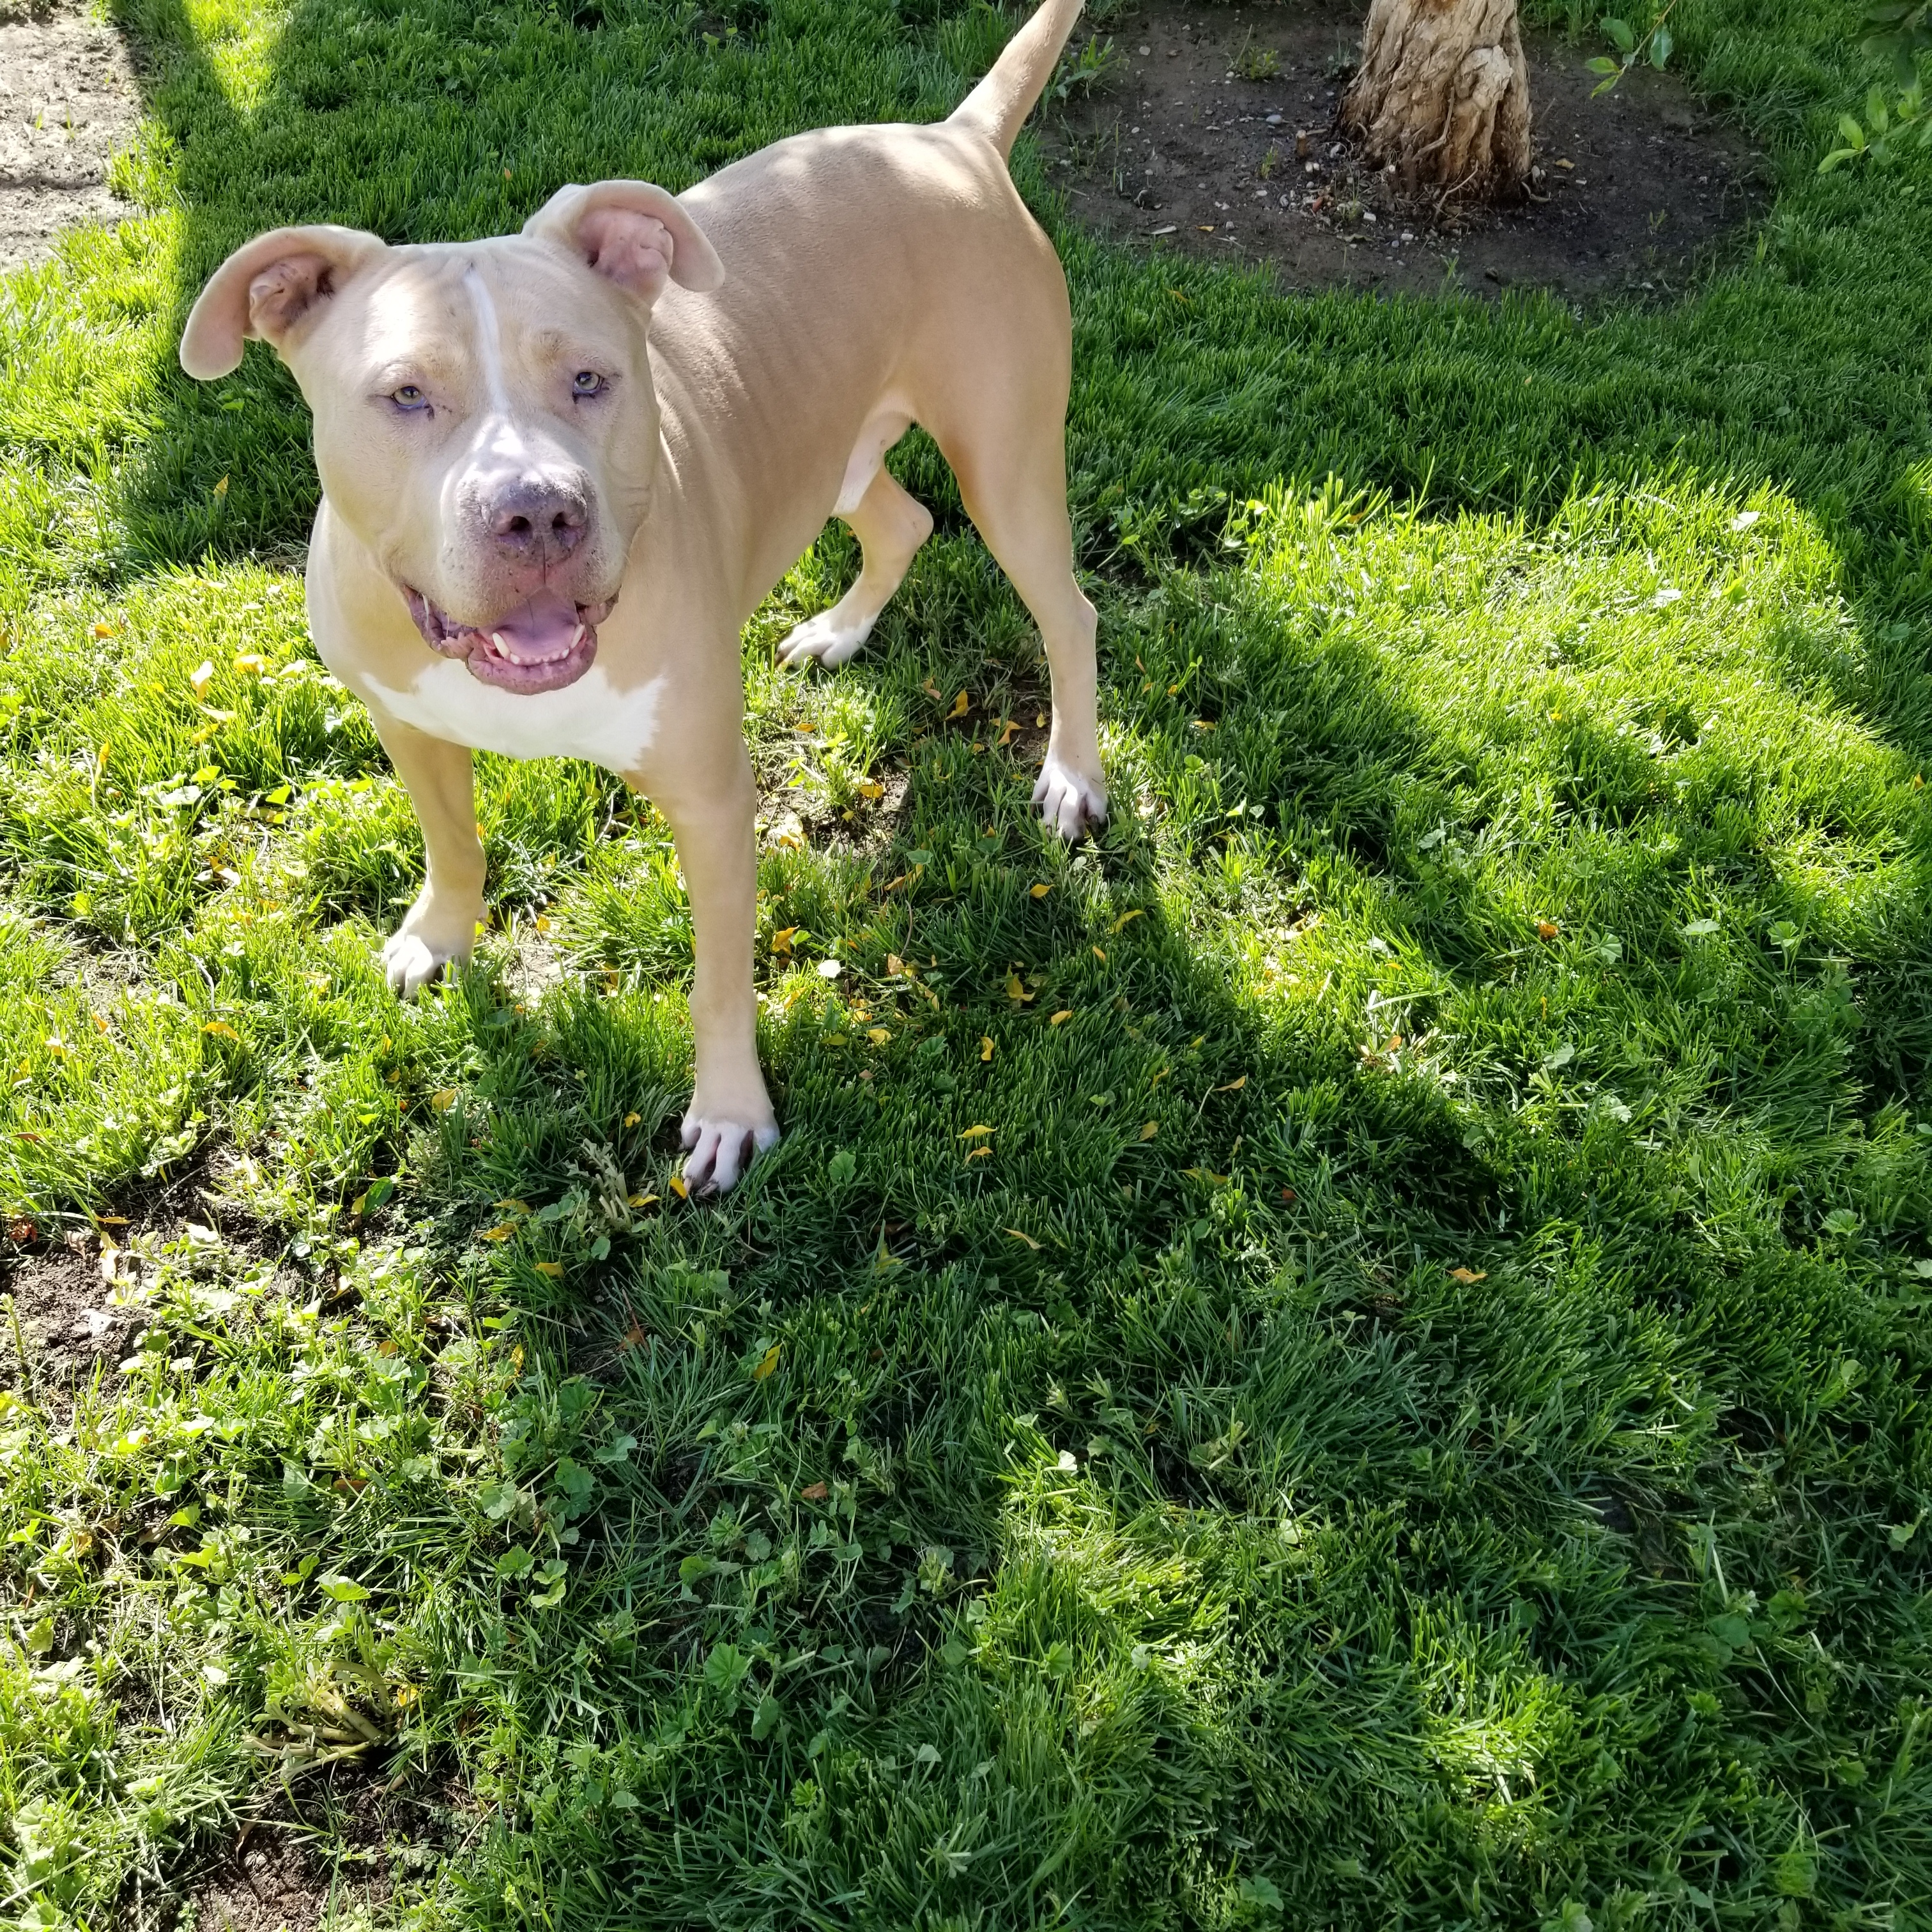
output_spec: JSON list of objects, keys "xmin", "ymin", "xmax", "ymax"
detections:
[{"xmin": 4, "ymin": 0, "xmax": 1932, "ymax": 1922}]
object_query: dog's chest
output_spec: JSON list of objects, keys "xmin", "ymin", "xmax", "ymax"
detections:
[{"xmin": 364, "ymin": 661, "xmax": 664, "ymax": 772}]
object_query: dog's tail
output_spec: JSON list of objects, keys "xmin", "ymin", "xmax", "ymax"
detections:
[{"xmin": 947, "ymin": 0, "xmax": 1085, "ymax": 158}]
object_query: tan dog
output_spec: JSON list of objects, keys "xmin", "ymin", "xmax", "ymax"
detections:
[{"xmin": 179, "ymin": 0, "xmax": 1104, "ymax": 1192}]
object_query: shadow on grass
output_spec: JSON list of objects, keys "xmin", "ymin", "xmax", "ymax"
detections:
[
  {"xmin": 103, "ymin": 0, "xmax": 1932, "ymax": 593},
  {"xmin": 43, "ymin": 0, "xmax": 1932, "ymax": 1917},
  {"xmin": 309, "ymin": 548, "xmax": 1932, "ymax": 1917}
]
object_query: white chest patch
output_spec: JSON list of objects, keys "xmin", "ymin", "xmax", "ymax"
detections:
[{"xmin": 365, "ymin": 660, "xmax": 665, "ymax": 772}]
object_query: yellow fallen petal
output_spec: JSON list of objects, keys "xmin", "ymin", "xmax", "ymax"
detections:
[
  {"xmin": 190, "ymin": 659, "xmax": 215, "ymax": 694},
  {"xmin": 1140, "ymin": 1121, "xmax": 1158, "ymax": 1140},
  {"xmin": 886, "ymin": 953, "xmax": 905, "ymax": 976},
  {"xmin": 1215, "ymin": 1075, "xmax": 1248, "ymax": 1092},
  {"xmin": 1004, "ymin": 1229, "xmax": 1041, "ymax": 1249},
  {"xmin": 867, "ymin": 1027, "xmax": 891, "ymax": 1045},
  {"xmin": 960, "ymin": 1124, "xmax": 994, "ymax": 1140},
  {"xmin": 533, "ymin": 1261, "xmax": 563, "ymax": 1278},
  {"xmin": 670, "ymin": 1174, "xmax": 689, "ymax": 1199},
  {"xmin": 480, "ymin": 1225, "xmax": 516, "ymax": 1242},
  {"xmin": 980, "ymin": 1035, "xmax": 994, "ymax": 1062},
  {"xmin": 1110, "ymin": 908, "xmax": 1145, "ymax": 935},
  {"xmin": 629, "ymin": 1192, "xmax": 659, "ymax": 1208},
  {"xmin": 431, "ymin": 1089, "xmax": 459, "ymax": 1111},
  {"xmin": 1448, "ymin": 1266, "xmax": 1488, "ymax": 1284},
  {"xmin": 623, "ymin": 1112, "xmax": 641, "ymax": 1127},
  {"xmin": 232, "ymin": 654, "xmax": 266, "ymax": 674},
  {"xmin": 752, "ymin": 1343, "xmax": 781, "ymax": 1381},
  {"xmin": 1006, "ymin": 974, "xmax": 1034, "ymax": 1003},
  {"xmin": 1030, "ymin": 882, "xmax": 1052, "ymax": 899},
  {"xmin": 1092, "ymin": 946, "xmax": 1107, "ymax": 962},
  {"xmin": 1049, "ymin": 1009, "xmax": 1072, "ymax": 1025},
  {"xmin": 491, "ymin": 1199, "xmax": 532, "ymax": 1216},
  {"xmin": 949, "ymin": 689, "xmax": 970, "ymax": 718},
  {"xmin": 201, "ymin": 1020, "xmax": 237, "ymax": 1039},
  {"xmin": 965, "ymin": 1146, "xmax": 992, "ymax": 1160}
]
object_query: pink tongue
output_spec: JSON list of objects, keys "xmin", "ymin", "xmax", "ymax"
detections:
[{"xmin": 487, "ymin": 590, "xmax": 583, "ymax": 665}]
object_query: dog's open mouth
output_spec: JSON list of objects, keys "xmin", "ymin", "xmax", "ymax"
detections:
[{"xmin": 402, "ymin": 586, "xmax": 611, "ymax": 694}]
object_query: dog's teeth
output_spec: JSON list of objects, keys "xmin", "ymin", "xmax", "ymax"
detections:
[
  {"xmin": 490, "ymin": 632, "xmax": 509, "ymax": 657},
  {"xmin": 569, "ymin": 624, "xmax": 586, "ymax": 650}
]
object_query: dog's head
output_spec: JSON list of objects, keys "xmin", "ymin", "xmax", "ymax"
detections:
[{"xmin": 180, "ymin": 185, "xmax": 723, "ymax": 694}]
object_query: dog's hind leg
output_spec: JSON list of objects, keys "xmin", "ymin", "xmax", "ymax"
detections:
[
  {"xmin": 947, "ymin": 423, "xmax": 1107, "ymax": 840},
  {"xmin": 778, "ymin": 461, "xmax": 932, "ymax": 668}
]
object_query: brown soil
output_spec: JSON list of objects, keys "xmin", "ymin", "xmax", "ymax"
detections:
[
  {"xmin": 1, "ymin": 1229, "xmax": 138, "ymax": 1397},
  {"xmin": 0, "ymin": 0, "xmax": 142, "ymax": 276},
  {"xmin": 0, "ymin": 1144, "xmax": 287, "ymax": 1411},
  {"xmin": 1041, "ymin": 0, "xmax": 1768, "ymax": 300},
  {"xmin": 193, "ymin": 1829, "xmax": 363, "ymax": 1932},
  {"xmin": 187, "ymin": 1764, "xmax": 461, "ymax": 1932}
]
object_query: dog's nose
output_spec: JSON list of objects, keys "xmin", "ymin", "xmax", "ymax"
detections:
[{"xmin": 489, "ymin": 480, "xmax": 588, "ymax": 562}]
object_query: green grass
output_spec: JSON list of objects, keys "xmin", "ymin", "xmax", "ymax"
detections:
[{"xmin": 3, "ymin": 0, "xmax": 1932, "ymax": 1923}]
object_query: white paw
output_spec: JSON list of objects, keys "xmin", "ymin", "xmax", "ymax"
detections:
[
  {"xmin": 381, "ymin": 912, "xmax": 475, "ymax": 996},
  {"xmin": 1033, "ymin": 752, "xmax": 1108, "ymax": 842},
  {"xmin": 778, "ymin": 608, "xmax": 873, "ymax": 668},
  {"xmin": 680, "ymin": 1105, "xmax": 780, "ymax": 1194}
]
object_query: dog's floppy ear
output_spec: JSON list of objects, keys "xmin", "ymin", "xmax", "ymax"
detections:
[
  {"xmin": 524, "ymin": 181, "xmax": 724, "ymax": 305},
  {"xmin": 180, "ymin": 225, "xmax": 388, "ymax": 379}
]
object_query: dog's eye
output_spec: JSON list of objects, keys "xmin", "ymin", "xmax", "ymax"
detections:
[
  {"xmin": 391, "ymin": 384, "xmax": 427, "ymax": 410},
  {"xmin": 571, "ymin": 371, "xmax": 606, "ymax": 397}
]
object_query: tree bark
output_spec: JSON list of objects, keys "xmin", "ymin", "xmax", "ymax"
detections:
[{"xmin": 1342, "ymin": 0, "xmax": 1531, "ymax": 201}]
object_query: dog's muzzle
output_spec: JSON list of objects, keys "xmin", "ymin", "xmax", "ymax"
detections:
[{"xmin": 402, "ymin": 585, "xmax": 613, "ymax": 693}]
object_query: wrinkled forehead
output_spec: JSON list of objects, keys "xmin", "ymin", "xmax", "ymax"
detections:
[{"xmin": 341, "ymin": 239, "xmax": 629, "ymax": 379}]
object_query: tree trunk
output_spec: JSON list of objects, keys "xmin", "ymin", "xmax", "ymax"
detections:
[{"xmin": 1342, "ymin": 0, "xmax": 1531, "ymax": 201}]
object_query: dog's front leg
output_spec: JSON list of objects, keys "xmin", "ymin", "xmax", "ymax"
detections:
[
  {"xmin": 638, "ymin": 747, "xmax": 779, "ymax": 1193},
  {"xmin": 367, "ymin": 709, "xmax": 486, "ymax": 996}
]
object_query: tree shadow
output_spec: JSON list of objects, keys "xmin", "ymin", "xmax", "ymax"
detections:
[
  {"xmin": 374, "ymin": 516, "xmax": 1929, "ymax": 1918},
  {"xmin": 40, "ymin": 0, "xmax": 1932, "ymax": 1917},
  {"xmin": 96, "ymin": 0, "xmax": 1932, "ymax": 664}
]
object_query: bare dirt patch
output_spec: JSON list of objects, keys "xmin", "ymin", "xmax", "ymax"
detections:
[
  {"xmin": 0, "ymin": 0, "xmax": 142, "ymax": 276},
  {"xmin": 1, "ymin": 1146, "xmax": 287, "ymax": 1409},
  {"xmin": 188, "ymin": 1765, "xmax": 462, "ymax": 1932},
  {"xmin": 1, "ymin": 1228, "xmax": 137, "ymax": 1397},
  {"xmin": 1041, "ymin": 0, "xmax": 1768, "ymax": 300}
]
